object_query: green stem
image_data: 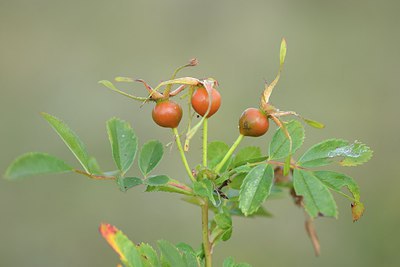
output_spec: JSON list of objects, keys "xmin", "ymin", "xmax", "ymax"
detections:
[
  {"xmin": 73, "ymin": 169, "xmax": 116, "ymax": 180},
  {"xmin": 172, "ymin": 128, "xmax": 196, "ymax": 182},
  {"xmin": 214, "ymin": 134, "xmax": 244, "ymax": 173},
  {"xmin": 201, "ymin": 200, "xmax": 212, "ymax": 267},
  {"xmin": 203, "ymin": 118, "xmax": 208, "ymax": 167}
]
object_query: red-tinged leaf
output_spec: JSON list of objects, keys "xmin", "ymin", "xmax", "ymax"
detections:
[
  {"xmin": 99, "ymin": 223, "xmax": 143, "ymax": 267},
  {"xmin": 351, "ymin": 202, "xmax": 365, "ymax": 222},
  {"xmin": 99, "ymin": 224, "xmax": 122, "ymax": 259}
]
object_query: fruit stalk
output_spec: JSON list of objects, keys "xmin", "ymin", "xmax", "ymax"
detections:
[
  {"xmin": 203, "ymin": 118, "xmax": 208, "ymax": 167},
  {"xmin": 172, "ymin": 128, "xmax": 196, "ymax": 182},
  {"xmin": 214, "ymin": 134, "xmax": 244, "ymax": 173}
]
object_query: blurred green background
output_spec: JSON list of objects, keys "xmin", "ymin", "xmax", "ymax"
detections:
[{"xmin": 1, "ymin": 0, "xmax": 398, "ymax": 266}]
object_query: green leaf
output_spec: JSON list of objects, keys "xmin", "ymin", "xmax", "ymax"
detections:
[
  {"xmin": 293, "ymin": 169, "xmax": 337, "ymax": 218},
  {"xmin": 41, "ymin": 113, "xmax": 97, "ymax": 174},
  {"xmin": 146, "ymin": 179, "xmax": 193, "ymax": 196},
  {"xmin": 214, "ymin": 213, "xmax": 232, "ymax": 230},
  {"xmin": 5, "ymin": 152, "xmax": 73, "ymax": 179},
  {"xmin": 139, "ymin": 140, "xmax": 163, "ymax": 177},
  {"xmin": 99, "ymin": 80, "xmax": 148, "ymax": 101},
  {"xmin": 213, "ymin": 211, "xmax": 233, "ymax": 242},
  {"xmin": 283, "ymin": 154, "xmax": 291, "ymax": 176},
  {"xmin": 99, "ymin": 223, "xmax": 143, "ymax": 267},
  {"xmin": 303, "ymin": 118, "xmax": 325, "ymax": 129},
  {"xmin": 107, "ymin": 118, "xmax": 138, "ymax": 175},
  {"xmin": 280, "ymin": 38, "xmax": 287, "ymax": 66},
  {"xmin": 239, "ymin": 164, "xmax": 274, "ymax": 216},
  {"xmin": 225, "ymin": 199, "xmax": 273, "ymax": 218},
  {"xmin": 269, "ymin": 120, "xmax": 305, "ymax": 160},
  {"xmin": 208, "ymin": 141, "xmax": 229, "ymax": 169},
  {"xmin": 137, "ymin": 243, "xmax": 160, "ymax": 267},
  {"xmin": 313, "ymin": 171, "xmax": 360, "ymax": 201},
  {"xmin": 175, "ymin": 242, "xmax": 196, "ymax": 255},
  {"xmin": 298, "ymin": 139, "xmax": 373, "ymax": 168},
  {"xmin": 99, "ymin": 80, "xmax": 119, "ymax": 91},
  {"xmin": 232, "ymin": 146, "xmax": 262, "ymax": 167},
  {"xmin": 313, "ymin": 171, "xmax": 365, "ymax": 221},
  {"xmin": 230, "ymin": 173, "xmax": 247, "ymax": 190},
  {"xmin": 88, "ymin": 157, "xmax": 102, "ymax": 174},
  {"xmin": 176, "ymin": 243, "xmax": 199, "ymax": 267},
  {"xmin": 115, "ymin": 76, "xmax": 134, "ymax": 82},
  {"xmin": 223, "ymin": 257, "xmax": 235, "ymax": 267},
  {"xmin": 145, "ymin": 175, "xmax": 170, "ymax": 186},
  {"xmin": 157, "ymin": 240, "xmax": 186, "ymax": 267},
  {"xmin": 220, "ymin": 228, "xmax": 233, "ymax": 242},
  {"xmin": 121, "ymin": 177, "xmax": 143, "ymax": 191},
  {"xmin": 193, "ymin": 179, "xmax": 217, "ymax": 206},
  {"xmin": 223, "ymin": 257, "xmax": 253, "ymax": 267},
  {"xmin": 231, "ymin": 165, "xmax": 254, "ymax": 174},
  {"xmin": 182, "ymin": 251, "xmax": 199, "ymax": 267}
]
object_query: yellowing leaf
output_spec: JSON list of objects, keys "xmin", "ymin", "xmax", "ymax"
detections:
[
  {"xmin": 99, "ymin": 224, "xmax": 124, "ymax": 261},
  {"xmin": 351, "ymin": 202, "xmax": 365, "ymax": 222},
  {"xmin": 99, "ymin": 223, "xmax": 143, "ymax": 267}
]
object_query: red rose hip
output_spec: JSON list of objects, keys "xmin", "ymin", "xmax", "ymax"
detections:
[
  {"xmin": 191, "ymin": 87, "xmax": 221, "ymax": 118},
  {"xmin": 152, "ymin": 101, "xmax": 183, "ymax": 128},
  {"xmin": 239, "ymin": 108, "xmax": 269, "ymax": 137}
]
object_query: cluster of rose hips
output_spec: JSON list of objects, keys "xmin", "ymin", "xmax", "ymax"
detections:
[
  {"xmin": 150, "ymin": 79, "xmax": 286, "ymax": 141},
  {"xmin": 152, "ymin": 83, "xmax": 222, "ymax": 129},
  {"xmin": 100, "ymin": 40, "xmax": 318, "ymax": 154},
  {"xmin": 152, "ymin": 81, "xmax": 269, "ymax": 139},
  {"xmin": 101, "ymin": 59, "xmax": 271, "ymax": 138}
]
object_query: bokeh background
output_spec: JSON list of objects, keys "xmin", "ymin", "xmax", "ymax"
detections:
[{"xmin": 1, "ymin": 0, "xmax": 399, "ymax": 266}]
